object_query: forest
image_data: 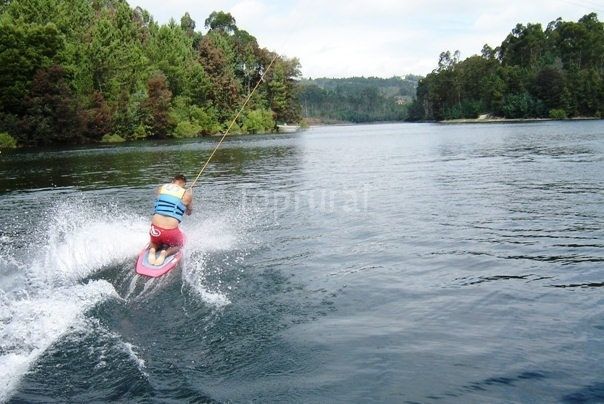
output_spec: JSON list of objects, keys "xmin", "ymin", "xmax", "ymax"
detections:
[
  {"xmin": 299, "ymin": 76, "xmax": 419, "ymax": 123},
  {"xmin": 3, "ymin": 4, "xmax": 602, "ymax": 147},
  {"xmin": 408, "ymin": 13, "xmax": 604, "ymax": 121},
  {"xmin": 0, "ymin": 0, "xmax": 301, "ymax": 146}
]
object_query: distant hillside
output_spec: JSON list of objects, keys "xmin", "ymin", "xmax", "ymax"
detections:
[{"xmin": 298, "ymin": 75, "xmax": 420, "ymax": 124}]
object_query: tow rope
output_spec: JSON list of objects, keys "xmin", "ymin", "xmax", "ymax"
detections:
[{"xmin": 187, "ymin": 52, "xmax": 280, "ymax": 191}]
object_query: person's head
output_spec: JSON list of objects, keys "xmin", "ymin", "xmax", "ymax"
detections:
[{"xmin": 172, "ymin": 174, "xmax": 187, "ymax": 187}]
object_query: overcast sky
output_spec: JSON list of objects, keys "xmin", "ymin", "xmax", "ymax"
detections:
[{"xmin": 132, "ymin": 0, "xmax": 604, "ymax": 78}]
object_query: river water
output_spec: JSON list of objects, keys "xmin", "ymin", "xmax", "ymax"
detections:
[{"xmin": 0, "ymin": 122, "xmax": 603, "ymax": 403}]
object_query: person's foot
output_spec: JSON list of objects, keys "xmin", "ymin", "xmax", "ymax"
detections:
[
  {"xmin": 148, "ymin": 248, "xmax": 157, "ymax": 265},
  {"xmin": 155, "ymin": 250, "xmax": 168, "ymax": 266}
]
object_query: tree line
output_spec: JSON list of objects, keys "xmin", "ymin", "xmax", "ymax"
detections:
[
  {"xmin": 408, "ymin": 13, "xmax": 604, "ymax": 121},
  {"xmin": 299, "ymin": 76, "xmax": 419, "ymax": 123},
  {"xmin": 0, "ymin": 0, "xmax": 301, "ymax": 146}
]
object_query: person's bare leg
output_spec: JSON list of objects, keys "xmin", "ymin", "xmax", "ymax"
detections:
[
  {"xmin": 148, "ymin": 242, "xmax": 159, "ymax": 265},
  {"xmin": 155, "ymin": 245, "xmax": 180, "ymax": 265}
]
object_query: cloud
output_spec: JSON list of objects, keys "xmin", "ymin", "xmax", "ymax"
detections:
[
  {"xmin": 229, "ymin": 0, "xmax": 269, "ymax": 23},
  {"xmin": 132, "ymin": 0, "xmax": 601, "ymax": 77}
]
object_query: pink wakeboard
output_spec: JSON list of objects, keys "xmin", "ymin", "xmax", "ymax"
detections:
[{"xmin": 135, "ymin": 246, "xmax": 183, "ymax": 277}]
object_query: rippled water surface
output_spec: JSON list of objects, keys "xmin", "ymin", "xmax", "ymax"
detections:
[{"xmin": 1, "ymin": 122, "xmax": 603, "ymax": 403}]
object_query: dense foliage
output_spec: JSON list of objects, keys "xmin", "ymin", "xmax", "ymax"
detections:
[
  {"xmin": 409, "ymin": 13, "xmax": 604, "ymax": 121},
  {"xmin": 299, "ymin": 76, "xmax": 419, "ymax": 123},
  {"xmin": 0, "ymin": 1, "xmax": 301, "ymax": 146}
]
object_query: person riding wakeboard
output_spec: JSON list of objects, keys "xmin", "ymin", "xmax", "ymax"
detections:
[{"xmin": 148, "ymin": 174, "xmax": 193, "ymax": 265}]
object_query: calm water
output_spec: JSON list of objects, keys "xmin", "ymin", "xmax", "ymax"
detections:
[{"xmin": 1, "ymin": 122, "xmax": 603, "ymax": 403}]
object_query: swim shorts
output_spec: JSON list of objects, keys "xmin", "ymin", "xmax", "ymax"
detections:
[{"xmin": 149, "ymin": 224, "xmax": 184, "ymax": 247}]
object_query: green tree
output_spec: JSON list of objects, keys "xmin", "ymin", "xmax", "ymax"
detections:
[
  {"xmin": 499, "ymin": 23, "xmax": 546, "ymax": 67},
  {"xmin": 204, "ymin": 11, "xmax": 237, "ymax": 34},
  {"xmin": 198, "ymin": 31, "xmax": 241, "ymax": 122},
  {"xmin": 533, "ymin": 66, "xmax": 567, "ymax": 110},
  {"xmin": 20, "ymin": 65, "xmax": 83, "ymax": 145},
  {"xmin": 0, "ymin": 20, "xmax": 64, "ymax": 116},
  {"xmin": 0, "ymin": 3, "xmax": 304, "ymax": 143},
  {"xmin": 575, "ymin": 68, "xmax": 603, "ymax": 115},
  {"xmin": 81, "ymin": 91, "xmax": 112, "ymax": 141},
  {"xmin": 146, "ymin": 20, "xmax": 196, "ymax": 96},
  {"xmin": 241, "ymin": 108, "xmax": 274, "ymax": 133},
  {"xmin": 142, "ymin": 72, "xmax": 174, "ymax": 138},
  {"xmin": 180, "ymin": 12, "xmax": 195, "ymax": 36},
  {"xmin": 264, "ymin": 56, "xmax": 302, "ymax": 123},
  {"xmin": 0, "ymin": 132, "xmax": 17, "ymax": 148},
  {"xmin": 411, "ymin": 13, "xmax": 604, "ymax": 121}
]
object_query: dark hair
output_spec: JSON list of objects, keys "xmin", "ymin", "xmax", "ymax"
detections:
[{"xmin": 173, "ymin": 174, "xmax": 187, "ymax": 183}]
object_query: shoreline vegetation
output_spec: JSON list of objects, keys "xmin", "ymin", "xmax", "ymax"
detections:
[
  {"xmin": 440, "ymin": 115, "xmax": 602, "ymax": 124},
  {"xmin": 0, "ymin": 0, "xmax": 301, "ymax": 148},
  {"xmin": 1, "ymin": 2, "xmax": 602, "ymax": 149},
  {"xmin": 408, "ymin": 13, "xmax": 604, "ymax": 122}
]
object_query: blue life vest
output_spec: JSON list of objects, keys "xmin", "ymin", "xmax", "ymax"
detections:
[{"xmin": 154, "ymin": 183, "xmax": 186, "ymax": 222}]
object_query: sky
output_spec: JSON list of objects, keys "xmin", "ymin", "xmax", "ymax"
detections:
[{"xmin": 131, "ymin": 0, "xmax": 604, "ymax": 78}]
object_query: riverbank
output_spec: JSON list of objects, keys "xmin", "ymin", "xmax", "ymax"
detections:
[
  {"xmin": 440, "ymin": 115, "xmax": 602, "ymax": 124},
  {"xmin": 303, "ymin": 117, "xmax": 352, "ymax": 126}
]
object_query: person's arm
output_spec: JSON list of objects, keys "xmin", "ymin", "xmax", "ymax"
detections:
[{"xmin": 183, "ymin": 189, "xmax": 193, "ymax": 215}]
